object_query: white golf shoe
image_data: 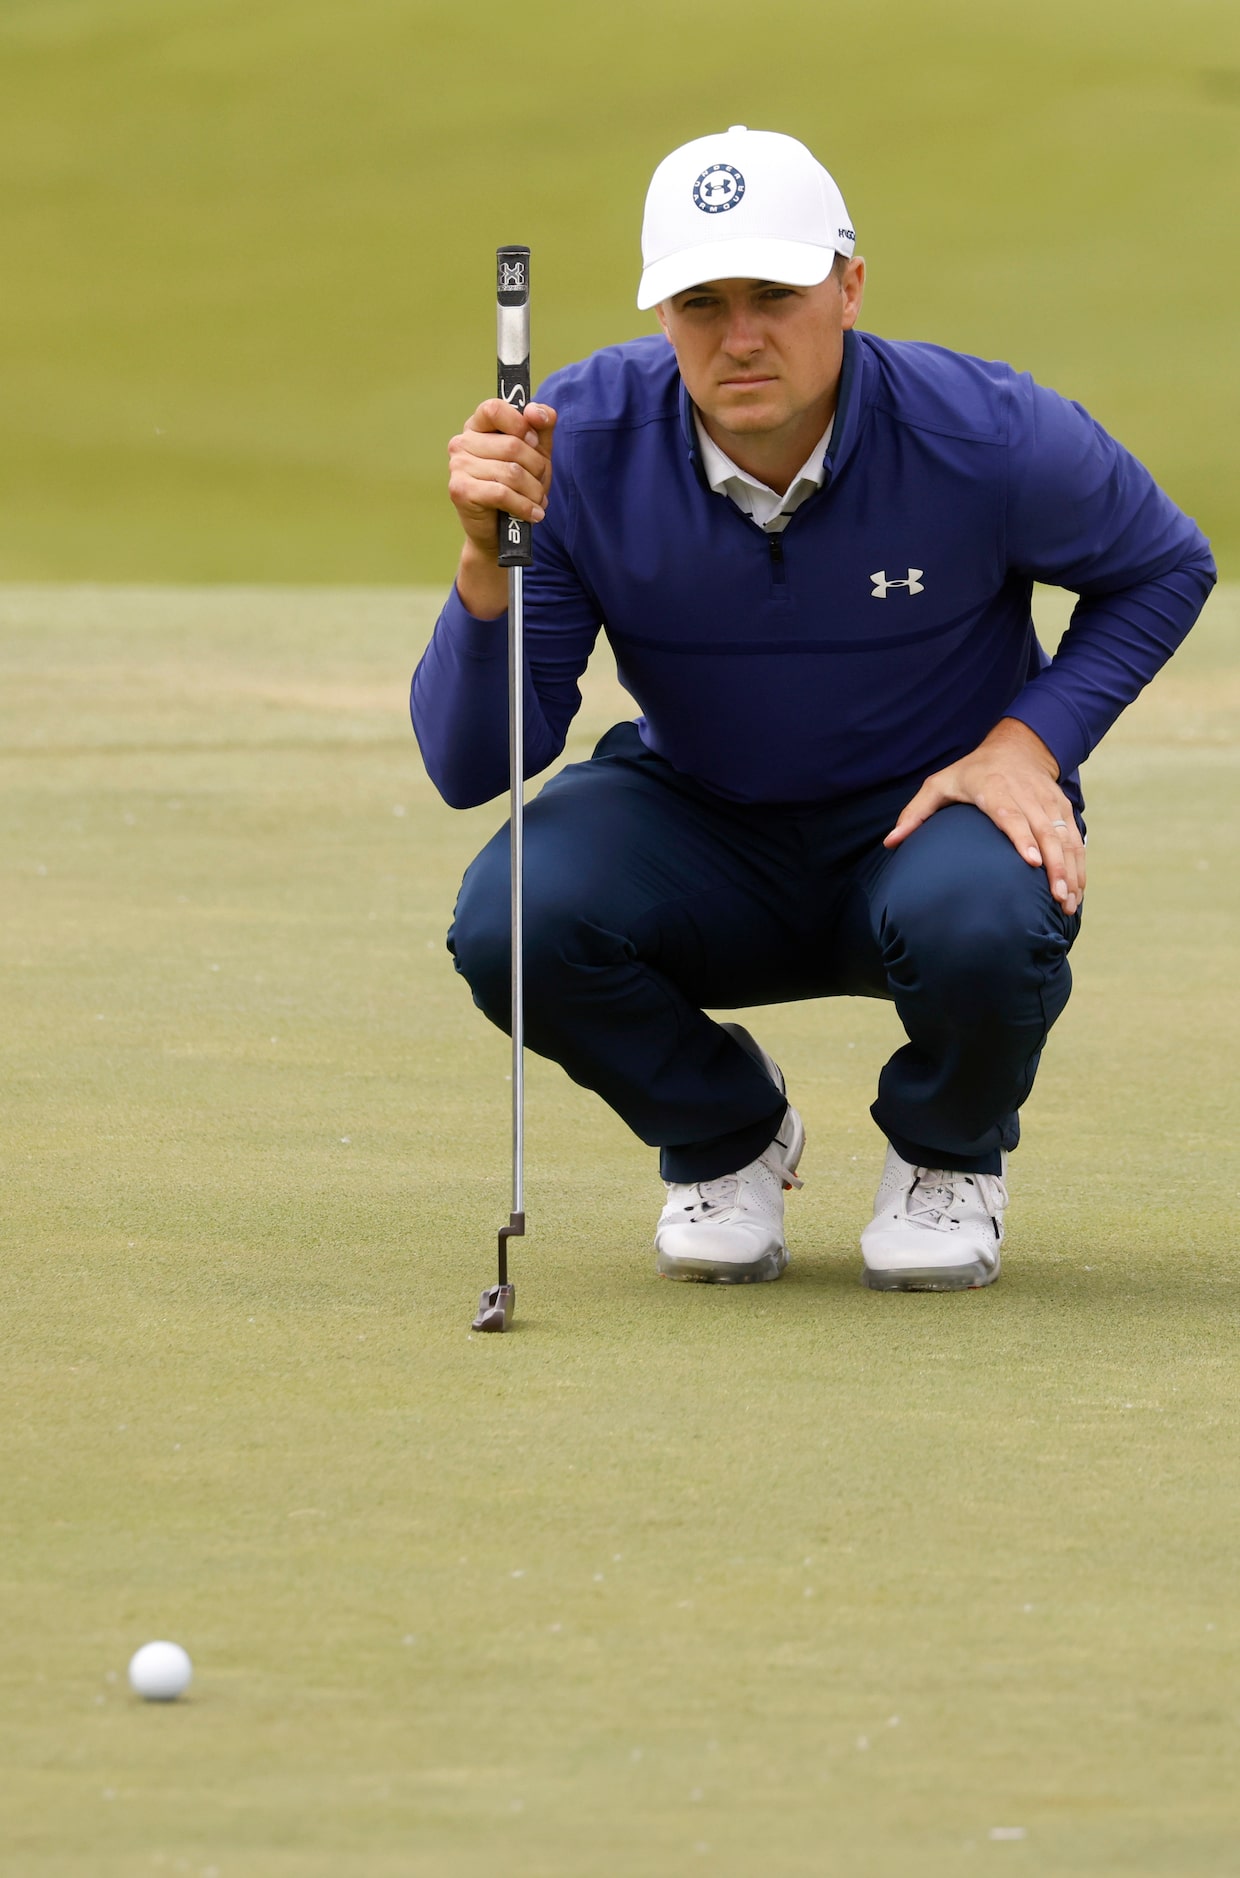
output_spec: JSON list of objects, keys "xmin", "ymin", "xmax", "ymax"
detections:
[
  {"xmin": 860, "ymin": 1145, "xmax": 1008, "ymax": 1291},
  {"xmin": 655, "ymin": 1025, "xmax": 804, "ymax": 1285}
]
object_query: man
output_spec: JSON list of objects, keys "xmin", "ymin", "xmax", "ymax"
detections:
[{"xmin": 412, "ymin": 127, "xmax": 1214, "ymax": 1292}]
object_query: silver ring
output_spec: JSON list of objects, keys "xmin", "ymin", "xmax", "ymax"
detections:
[{"xmin": 1050, "ymin": 819, "xmax": 1070, "ymax": 829}]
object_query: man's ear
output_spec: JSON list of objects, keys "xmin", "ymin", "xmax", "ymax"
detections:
[
  {"xmin": 655, "ymin": 302, "xmax": 673, "ymax": 343},
  {"xmin": 841, "ymin": 257, "xmax": 866, "ymax": 332}
]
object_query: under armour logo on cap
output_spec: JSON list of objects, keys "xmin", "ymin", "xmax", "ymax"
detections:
[
  {"xmin": 692, "ymin": 163, "xmax": 745, "ymax": 214},
  {"xmin": 871, "ymin": 569, "xmax": 925, "ymax": 598}
]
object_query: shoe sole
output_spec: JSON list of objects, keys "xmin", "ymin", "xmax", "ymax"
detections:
[
  {"xmin": 656, "ymin": 1245, "xmax": 789, "ymax": 1285},
  {"xmin": 861, "ymin": 1253, "xmax": 1001, "ymax": 1292}
]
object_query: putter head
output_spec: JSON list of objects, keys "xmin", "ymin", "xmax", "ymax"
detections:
[{"xmin": 472, "ymin": 1282, "xmax": 516, "ymax": 1333}]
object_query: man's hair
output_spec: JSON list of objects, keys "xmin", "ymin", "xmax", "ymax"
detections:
[{"xmin": 831, "ymin": 251, "xmax": 850, "ymax": 282}]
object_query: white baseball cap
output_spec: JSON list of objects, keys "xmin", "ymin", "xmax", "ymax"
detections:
[{"xmin": 637, "ymin": 126, "xmax": 855, "ymax": 310}]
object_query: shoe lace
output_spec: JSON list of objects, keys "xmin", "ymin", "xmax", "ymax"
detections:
[
  {"xmin": 761, "ymin": 1135, "xmax": 804, "ymax": 1191},
  {"xmin": 672, "ymin": 1124, "xmax": 804, "ymax": 1219},
  {"xmin": 688, "ymin": 1175, "xmax": 740, "ymax": 1215},
  {"xmin": 907, "ymin": 1168, "xmax": 1008, "ymax": 1231}
]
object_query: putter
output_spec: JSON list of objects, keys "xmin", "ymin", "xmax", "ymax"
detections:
[{"xmin": 472, "ymin": 245, "xmax": 532, "ymax": 1335}]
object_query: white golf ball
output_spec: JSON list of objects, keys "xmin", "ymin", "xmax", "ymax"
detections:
[{"xmin": 127, "ymin": 1640, "xmax": 193, "ymax": 1701}]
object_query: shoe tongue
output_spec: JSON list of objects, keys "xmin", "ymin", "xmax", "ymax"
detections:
[
  {"xmin": 698, "ymin": 1175, "xmax": 739, "ymax": 1209},
  {"xmin": 909, "ymin": 1171, "xmax": 955, "ymax": 1225}
]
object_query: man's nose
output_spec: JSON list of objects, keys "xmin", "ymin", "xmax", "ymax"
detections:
[{"xmin": 721, "ymin": 311, "xmax": 762, "ymax": 356}]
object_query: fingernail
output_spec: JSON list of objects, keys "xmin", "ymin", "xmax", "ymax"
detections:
[
  {"xmin": 524, "ymin": 429, "xmax": 538, "ymax": 445},
  {"xmin": 1026, "ymin": 846, "xmax": 1040, "ymax": 863},
  {"xmin": 532, "ymin": 506, "xmax": 545, "ymax": 521}
]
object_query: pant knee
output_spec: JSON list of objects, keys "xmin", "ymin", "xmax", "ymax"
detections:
[
  {"xmin": 449, "ymin": 840, "xmax": 514, "ymax": 1018},
  {"xmin": 881, "ymin": 876, "xmax": 1070, "ymax": 1011},
  {"xmin": 450, "ymin": 840, "xmax": 609, "ymax": 1022}
]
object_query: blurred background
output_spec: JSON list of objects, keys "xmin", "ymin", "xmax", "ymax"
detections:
[{"xmin": 1, "ymin": 0, "xmax": 1236, "ymax": 585}]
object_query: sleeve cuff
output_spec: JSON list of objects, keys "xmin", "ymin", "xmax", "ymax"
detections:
[
  {"xmin": 440, "ymin": 582, "xmax": 509, "ymax": 659},
  {"xmin": 1003, "ymin": 685, "xmax": 1093, "ymax": 780}
]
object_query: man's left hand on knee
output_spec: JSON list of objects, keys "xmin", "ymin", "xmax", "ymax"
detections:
[{"xmin": 883, "ymin": 718, "xmax": 1086, "ymax": 915}]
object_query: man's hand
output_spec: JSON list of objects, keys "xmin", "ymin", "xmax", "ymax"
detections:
[
  {"xmin": 884, "ymin": 718, "xmax": 1085, "ymax": 915},
  {"xmin": 447, "ymin": 398, "xmax": 557, "ymax": 618}
]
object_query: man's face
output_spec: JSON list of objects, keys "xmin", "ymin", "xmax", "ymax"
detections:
[{"xmin": 656, "ymin": 263, "xmax": 865, "ymax": 445}]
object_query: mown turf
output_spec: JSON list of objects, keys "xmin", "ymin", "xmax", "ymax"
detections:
[
  {"xmin": 1, "ymin": 0, "xmax": 1238, "ymax": 583},
  {"xmin": 0, "ymin": 586, "xmax": 1236, "ymax": 1875}
]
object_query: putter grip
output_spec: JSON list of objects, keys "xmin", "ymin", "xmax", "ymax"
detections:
[{"xmin": 496, "ymin": 245, "xmax": 532, "ymax": 569}]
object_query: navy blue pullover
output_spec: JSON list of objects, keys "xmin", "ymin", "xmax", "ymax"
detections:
[{"xmin": 411, "ymin": 330, "xmax": 1215, "ymax": 811}]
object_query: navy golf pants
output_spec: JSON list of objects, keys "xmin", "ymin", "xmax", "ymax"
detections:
[{"xmin": 449, "ymin": 722, "xmax": 1083, "ymax": 1182}]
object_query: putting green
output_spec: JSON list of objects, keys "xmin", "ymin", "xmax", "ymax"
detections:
[
  {"xmin": 0, "ymin": 0, "xmax": 1237, "ymax": 583},
  {"xmin": 1, "ymin": 584, "xmax": 1236, "ymax": 1875}
]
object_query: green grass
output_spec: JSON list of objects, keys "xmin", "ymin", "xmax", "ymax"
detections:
[
  {"xmin": 1, "ymin": 585, "xmax": 1237, "ymax": 1874},
  {"xmin": 1, "ymin": 0, "xmax": 1238, "ymax": 582}
]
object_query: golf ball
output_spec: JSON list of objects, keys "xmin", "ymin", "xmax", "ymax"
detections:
[{"xmin": 127, "ymin": 1640, "xmax": 192, "ymax": 1701}]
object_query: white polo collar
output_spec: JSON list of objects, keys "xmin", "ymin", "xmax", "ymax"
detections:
[{"xmin": 693, "ymin": 412, "xmax": 834, "ymax": 533}]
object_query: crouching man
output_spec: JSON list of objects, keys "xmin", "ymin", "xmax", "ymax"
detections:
[{"xmin": 412, "ymin": 127, "xmax": 1214, "ymax": 1292}]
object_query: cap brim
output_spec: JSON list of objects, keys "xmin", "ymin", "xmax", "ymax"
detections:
[{"xmin": 637, "ymin": 237, "xmax": 841, "ymax": 310}]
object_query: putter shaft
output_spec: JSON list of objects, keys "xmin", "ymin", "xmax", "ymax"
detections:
[
  {"xmin": 508, "ymin": 561, "xmax": 525, "ymax": 1247},
  {"xmin": 474, "ymin": 245, "xmax": 531, "ymax": 1333},
  {"xmin": 473, "ymin": 571, "xmax": 524, "ymax": 1335}
]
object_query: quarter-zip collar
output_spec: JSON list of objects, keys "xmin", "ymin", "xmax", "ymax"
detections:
[{"xmin": 693, "ymin": 411, "xmax": 833, "ymax": 532}]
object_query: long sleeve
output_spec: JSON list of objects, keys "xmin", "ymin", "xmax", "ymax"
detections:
[
  {"xmin": 410, "ymin": 392, "xmax": 605, "ymax": 810},
  {"xmin": 1001, "ymin": 378, "xmax": 1216, "ymax": 776}
]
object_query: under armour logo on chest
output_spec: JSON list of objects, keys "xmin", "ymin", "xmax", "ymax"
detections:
[{"xmin": 871, "ymin": 569, "xmax": 925, "ymax": 598}]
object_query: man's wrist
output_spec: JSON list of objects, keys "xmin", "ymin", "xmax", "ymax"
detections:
[
  {"xmin": 455, "ymin": 540, "xmax": 509, "ymax": 620},
  {"xmin": 987, "ymin": 715, "xmax": 1060, "ymax": 777}
]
